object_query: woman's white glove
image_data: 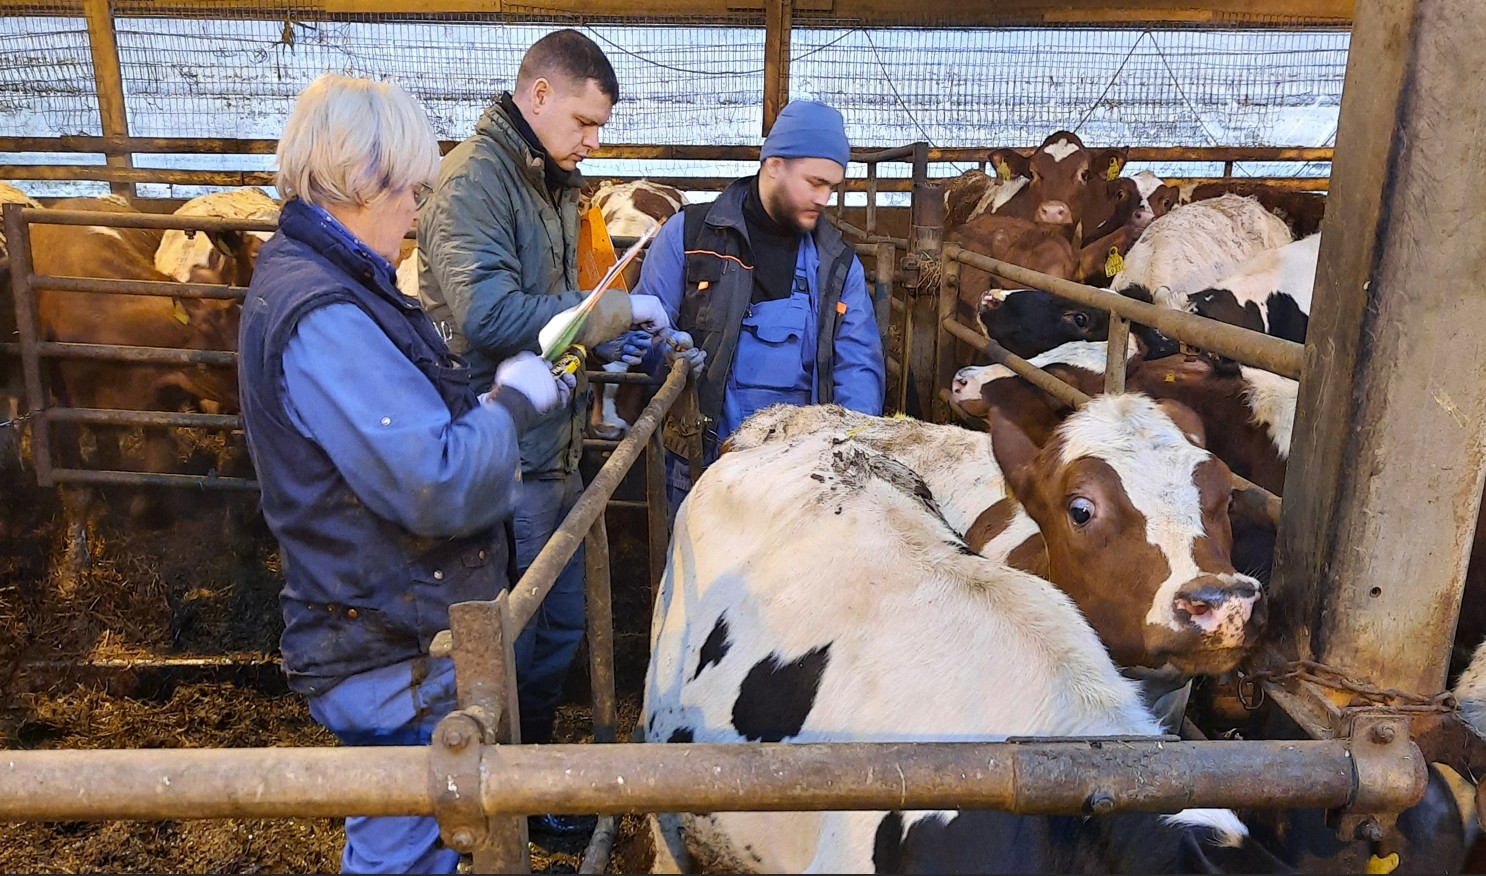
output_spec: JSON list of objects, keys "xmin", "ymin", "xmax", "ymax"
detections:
[
  {"xmin": 629, "ymin": 295, "xmax": 673, "ymax": 333},
  {"xmin": 492, "ymin": 351, "xmax": 572, "ymax": 416}
]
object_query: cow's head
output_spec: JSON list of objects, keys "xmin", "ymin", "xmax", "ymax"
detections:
[
  {"xmin": 1079, "ymin": 170, "xmax": 1173, "ymax": 245},
  {"xmin": 978, "ymin": 288, "xmax": 1110, "ymax": 359},
  {"xmin": 196, "ymin": 229, "xmax": 266, "ymax": 287},
  {"xmin": 990, "ymin": 393, "xmax": 1266, "ymax": 675},
  {"xmin": 1019, "ymin": 132, "xmax": 1129, "ymax": 229}
]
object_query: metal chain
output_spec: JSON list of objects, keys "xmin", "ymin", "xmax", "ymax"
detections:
[
  {"xmin": 0, "ymin": 410, "xmax": 36, "ymax": 430},
  {"xmin": 1237, "ymin": 659, "xmax": 1458, "ymax": 715}
]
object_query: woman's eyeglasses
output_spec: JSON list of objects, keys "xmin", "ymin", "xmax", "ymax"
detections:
[{"xmin": 412, "ymin": 182, "xmax": 434, "ymax": 209}]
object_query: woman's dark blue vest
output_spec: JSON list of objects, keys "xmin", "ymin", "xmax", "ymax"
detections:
[{"xmin": 238, "ymin": 199, "xmax": 508, "ymax": 696}]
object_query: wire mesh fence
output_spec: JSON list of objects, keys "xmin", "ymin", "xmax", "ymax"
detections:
[{"xmin": 0, "ymin": 4, "xmax": 1350, "ymax": 199}]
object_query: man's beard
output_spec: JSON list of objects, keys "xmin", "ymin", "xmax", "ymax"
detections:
[{"xmin": 765, "ymin": 188, "xmax": 819, "ymax": 235}]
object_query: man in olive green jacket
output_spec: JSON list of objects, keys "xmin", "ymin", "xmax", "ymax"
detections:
[{"xmin": 417, "ymin": 30, "xmax": 671, "ymax": 823}]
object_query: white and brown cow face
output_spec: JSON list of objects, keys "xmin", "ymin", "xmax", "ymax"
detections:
[
  {"xmin": 990, "ymin": 393, "xmax": 1265, "ymax": 676},
  {"xmin": 590, "ymin": 180, "xmax": 687, "ymax": 240}
]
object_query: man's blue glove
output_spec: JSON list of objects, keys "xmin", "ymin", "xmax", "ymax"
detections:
[{"xmin": 592, "ymin": 329, "xmax": 653, "ymax": 367}]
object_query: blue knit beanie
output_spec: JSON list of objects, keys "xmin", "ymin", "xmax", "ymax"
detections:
[{"xmin": 761, "ymin": 100, "xmax": 850, "ymax": 170}]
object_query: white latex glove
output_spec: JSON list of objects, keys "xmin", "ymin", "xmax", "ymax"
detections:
[
  {"xmin": 629, "ymin": 295, "xmax": 673, "ymax": 333},
  {"xmin": 663, "ymin": 329, "xmax": 706, "ymax": 376},
  {"xmin": 492, "ymin": 351, "xmax": 570, "ymax": 416}
]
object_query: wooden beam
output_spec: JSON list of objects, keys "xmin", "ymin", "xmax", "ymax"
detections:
[
  {"xmin": 81, "ymin": 0, "xmax": 132, "ymax": 200},
  {"xmin": 0, "ymin": 137, "xmax": 1338, "ymax": 165},
  {"xmin": 1267, "ymin": 0, "xmax": 1486, "ymax": 697},
  {"xmin": 762, "ymin": 0, "xmax": 792, "ymax": 135},
  {"xmin": 2, "ymin": 0, "xmax": 1353, "ymax": 26}
]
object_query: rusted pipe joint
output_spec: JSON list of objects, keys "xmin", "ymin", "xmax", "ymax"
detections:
[{"xmin": 429, "ymin": 710, "xmax": 491, "ymax": 854}]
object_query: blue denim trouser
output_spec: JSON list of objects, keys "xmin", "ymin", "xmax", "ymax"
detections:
[
  {"xmin": 308, "ymin": 657, "xmax": 461, "ymax": 875},
  {"xmin": 511, "ymin": 471, "xmax": 586, "ymax": 745}
]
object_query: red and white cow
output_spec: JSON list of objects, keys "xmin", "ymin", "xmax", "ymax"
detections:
[
  {"xmin": 582, "ymin": 180, "xmax": 688, "ymax": 439},
  {"xmin": 644, "ymin": 402, "xmax": 1283, "ymax": 874},
  {"xmin": 155, "ymin": 187, "xmax": 279, "ymax": 287},
  {"xmin": 943, "ymin": 132, "xmax": 1129, "ymax": 235},
  {"xmin": 1111, "ymin": 194, "xmax": 1293, "ymax": 311},
  {"xmin": 1078, "ymin": 170, "xmax": 1180, "ymax": 285},
  {"xmin": 722, "ymin": 396, "xmax": 1266, "ymax": 677}
]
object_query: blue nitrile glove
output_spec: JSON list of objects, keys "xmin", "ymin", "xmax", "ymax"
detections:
[
  {"xmin": 663, "ymin": 329, "xmax": 706, "ymax": 377},
  {"xmin": 593, "ymin": 329, "xmax": 654, "ymax": 367}
]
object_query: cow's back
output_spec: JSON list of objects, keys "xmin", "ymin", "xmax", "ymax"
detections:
[
  {"xmin": 645, "ymin": 432, "xmax": 1162, "ymax": 872},
  {"xmin": 1113, "ymin": 195, "xmax": 1293, "ymax": 308}
]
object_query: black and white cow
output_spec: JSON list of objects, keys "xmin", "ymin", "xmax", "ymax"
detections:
[
  {"xmin": 644, "ymin": 402, "xmax": 1287, "ymax": 873},
  {"xmin": 1185, "ymin": 233, "xmax": 1318, "ymax": 346}
]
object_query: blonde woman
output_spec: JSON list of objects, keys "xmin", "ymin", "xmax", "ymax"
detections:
[{"xmin": 237, "ymin": 73, "xmax": 572, "ymax": 874}]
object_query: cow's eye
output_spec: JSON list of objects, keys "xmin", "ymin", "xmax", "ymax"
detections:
[
  {"xmin": 1070, "ymin": 312, "xmax": 1089, "ymax": 329},
  {"xmin": 1069, "ymin": 497, "xmax": 1095, "ymax": 526},
  {"xmin": 1078, "ymin": 169, "xmax": 1090, "ymax": 182}
]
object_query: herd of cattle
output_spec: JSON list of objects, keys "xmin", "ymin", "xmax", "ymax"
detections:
[{"xmin": 1, "ymin": 131, "xmax": 1484, "ymax": 873}]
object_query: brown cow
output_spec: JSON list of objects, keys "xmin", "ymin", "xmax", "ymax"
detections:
[
  {"xmin": 28, "ymin": 198, "xmax": 246, "ymax": 542},
  {"xmin": 1186, "ymin": 181, "xmax": 1325, "ymax": 239},
  {"xmin": 943, "ymin": 132, "xmax": 1129, "ymax": 236}
]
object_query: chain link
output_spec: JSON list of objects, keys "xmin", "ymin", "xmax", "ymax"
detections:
[
  {"xmin": 0, "ymin": 409, "xmax": 36, "ymax": 430},
  {"xmin": 1237, "ymin": 659, "xmax": 1458, "ymax": 716}
]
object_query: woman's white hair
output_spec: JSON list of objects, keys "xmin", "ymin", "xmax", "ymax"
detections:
[{"xmin": 276, "ymin": 73, "xmax": 440, "ymax": 208}]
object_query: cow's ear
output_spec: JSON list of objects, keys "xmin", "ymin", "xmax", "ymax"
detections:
[
  {"xmin": 1094, "ymin": 148, "xmax": 1129, "ymax": 180},
  {"xmin": 988, "ymin": 148, "xmax": 1030, "ymax": 181},
  {"xmin": 990, "ymin": 410, "xmax": 1044, "ymax": 503},
  {"xmin": 1153, "ymin": 184, "xmax": 1180, "ymax": 214},
  {"xmin": 1156, "ymin": 398, "xmax": 1208, "ymax": 448},
  {"xmin": 207, "ymin": 229, "xmax": 244, "ymax": 259}
]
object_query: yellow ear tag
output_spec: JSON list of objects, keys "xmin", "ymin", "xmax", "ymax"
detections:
[
  {"xmin": 171, "ymin": 299, "xmax": 190, "ymax": 325},
  {"xmin": 995, "ymin": 160, "xmax": 1012, "ymax": 181},
  {"xmin": 1366, "ymin": 853, "xmax": 1400, "ymax": 874},
  {"xmin": 1104, "ymin": 246, "xmax": 1125, "ymax": 279},
  {"xmin": 1106, "ymin": 157, "xmax": 1121, "ymax": 180}
]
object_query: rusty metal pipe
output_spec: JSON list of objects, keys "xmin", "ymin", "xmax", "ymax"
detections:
[
  {"xmin": 579, "ymin": 815, "xmax": 620, "ymax": 874},
  {"xmin": 944, "ymin": 244, "xmax": 1304, "ymax": 380},
  {"xmin": 584, "ymin": 517, "xmax": 618, "ymax": 745},
  {"xmin": 32, "ymin": 273, "xmax": 247, "ymax": 300},
  {"xmin": 21, "ymin": 207, "xmax": 278, "ymax": 233},
  {"xmin": 36, "ymin": 341, "xmax": 235, "ymax": 366},
  {"xmin": 7, "ymin": 169, "xmax": 1332, "ymax": 195},
  {"xmin": 942, "ymin": 319, "xmax": 1283, "ymax": 525},
  {"xmin": 0, "ymin": 738, "xmax": 1417, "ymax": 822},
  {"xmin": 583, "ymin": 370, "xmax": 662, "ymax": 386},
  {"xmin": 5, "ymin": 202, "xmax": 54, "ymax": 486},
  {"xmin": 47, "ymin": 407, "xmax": 241, "ymax": 430},
  {"xmin": 50, "ymin": 467, "xmax": 258, "ymax": 491},
  {"xmin": 507, "ymin": 359, "xmax": 689, "ymax": 631},
  {"xmin": 854, "ymin": 144, "xmax": 921, "ymax": 162}
]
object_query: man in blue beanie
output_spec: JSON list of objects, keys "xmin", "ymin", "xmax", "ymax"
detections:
[{"xmin": 630, "ymin": 99, "xmax": 885, "ymax": 515}]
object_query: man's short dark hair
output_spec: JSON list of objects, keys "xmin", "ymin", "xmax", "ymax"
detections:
[{"xmin": 517, "ymin": 29, "xmax": 620, "ymax": 103}]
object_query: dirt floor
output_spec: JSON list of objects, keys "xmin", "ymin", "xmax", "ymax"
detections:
[{"xmin": 0, "ymin": 430, "xmax": 660, "ymax": 874}]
